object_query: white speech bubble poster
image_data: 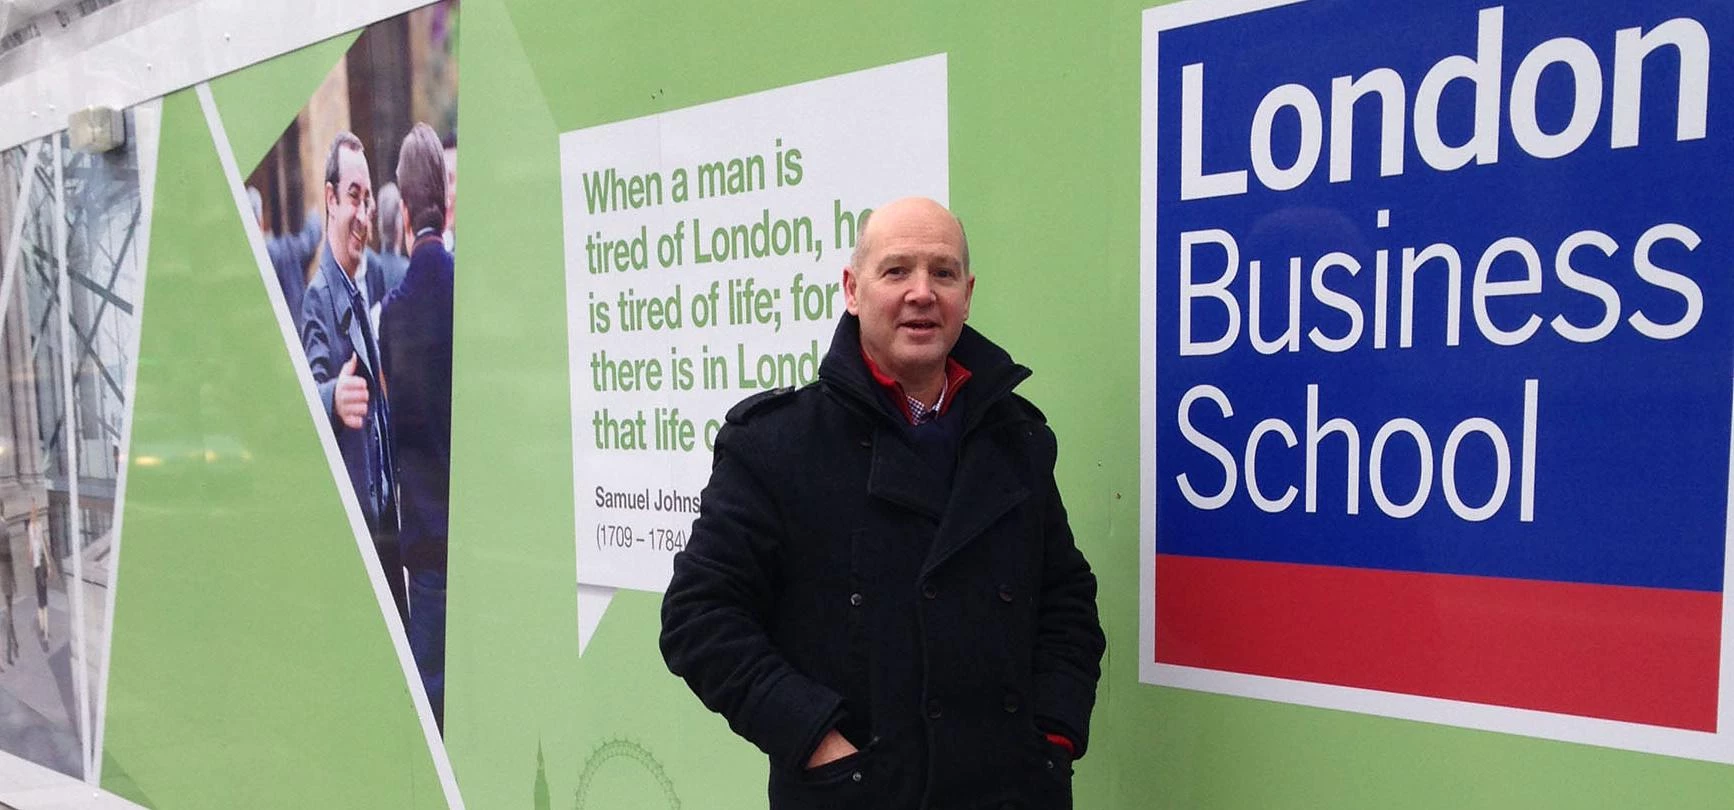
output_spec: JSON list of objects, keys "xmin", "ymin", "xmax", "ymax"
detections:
[{"xmin": 560, "ymin": 55, "xmax": 949, "ymax": 641}]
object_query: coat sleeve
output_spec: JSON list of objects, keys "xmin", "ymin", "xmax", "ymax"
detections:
[
  {"xmin": 300, "ymin": 284, "xmax": 339, "ymax": 428},
  {"xmin": 1031, "ymin": 437, "xmax": 1106, "ymax": 758},
  {"xmin": 660, "ymin": 421, "xmax": 844, "ymax": 771}
]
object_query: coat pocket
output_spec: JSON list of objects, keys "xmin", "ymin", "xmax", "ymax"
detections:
[
  {"xmin": 800, "ymin": 745, "xmax": 868, "ymax": 785},
  {"xmin": 1022, "ymin": 731, "xmax": 1075, "ymax": 809},
  {"xmin": 775, "ymin": 740, "xmax": 877, "ymax": 809}
]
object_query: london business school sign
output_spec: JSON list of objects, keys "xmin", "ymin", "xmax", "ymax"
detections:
[{"xmin": 1139, "ymin": 0, "xmax": 1734, "ymax": 760}]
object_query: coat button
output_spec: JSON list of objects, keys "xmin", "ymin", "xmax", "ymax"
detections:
[
  {"xmin": 1003, "ymin": 692, "xmax": 1020, "ymax": 713},
  {"xmin": 851, "ymin": 770, "xmax": 863, "ymax": 783},
  {"xmin": 849, "ymin": 592, "xmax": 863, "ymax": 607},
  {"xmin": 922, "ymin": 582, "xmax": 938, "ymax": 600},
  {"xmin": 926, "ymin": 699, "xmax": 943, "ymax": 719},
  {"xmin": 997, "ymin": 584, "xmax": 1014, "ymax": 603}
]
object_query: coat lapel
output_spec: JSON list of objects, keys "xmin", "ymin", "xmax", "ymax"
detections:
[
  {"xmin": 317, "ymin": 253, "xmax": 369, "ymax": 378},
  {"xmin": 337, "ymin": 286, "xmax": 373, "ymax": 378},
  {"xmin": 866, "ymin": 425, "xmax": 947, "ymax": 521},
  {"xmin": 924, "ymin": 434, "xmax": 1030, "ymax": 576}
]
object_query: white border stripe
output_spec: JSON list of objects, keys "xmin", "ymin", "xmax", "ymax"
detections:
[
  {"xmin": 1138, "ymin": 0, "xmax": 1734, "ymax": 764},
  {"xmin": 91, "ymin": 94, "xmax": 161, "ymax": 789},
  {"xmin": 1150, "ymin": 663, "xmax": 1729, "ymax": 760},
  {"xmin": 1720, "ymin": 371, "xmax": 1734, "ymax": 743},
  {"xmin": 195, "ymin": 82, "xmax": 464, "ymax": 809},
  {"xmin": 1137, "ymin": 0, "xmax": 1161, "ymax": 695},
  {"xmin": 0, "ymin": 747, "xmax": 147, "ymax": 808},
  {"xmin": 0, "ymin": 0, "xmax": 434, "ymax": 151}
]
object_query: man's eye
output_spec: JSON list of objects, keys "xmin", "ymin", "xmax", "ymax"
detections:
[{"xmin": 885, "ymin": 266, "xmax": 908, "ymax": 277}]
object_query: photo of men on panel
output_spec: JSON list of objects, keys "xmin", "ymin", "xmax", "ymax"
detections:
[{"xmin": 245, "ymin": 1, "xmax": 457, "ymax": 730}]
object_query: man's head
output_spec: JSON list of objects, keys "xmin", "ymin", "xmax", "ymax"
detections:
[
  {"xmin": 843, "ymin": 196, "xmax": 973, "ymax": 391},
  {"xmin": 323, "ymin": 131, "xmax": 373, "ymax": 276},
  {"xmin": 397, "ymin": 123, "xmax": 448, "ymax": 241},
  {"xmin": 442, "ymin": 135, "xmax": 457, "ymax": 236},
  {"xmin": 377, "ymin": 182, "xmax": 404, "ymax": 255}
]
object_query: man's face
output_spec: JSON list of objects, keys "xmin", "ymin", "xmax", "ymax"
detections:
[
  {"xmin": 325, "ymin": 146, "xmax": 373, "ymax": 275},
  {"xmin": 400, "ymin": 199, "xmax": 413, "ymax": 252},
  {"xmin": 843, "ymin": 199, "xmax": 974, "ymax": 386}
]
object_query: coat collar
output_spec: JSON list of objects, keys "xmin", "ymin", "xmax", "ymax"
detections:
[
  {"xmin": 818, "ymin": 314, "xmax": 1030, "ymax": 433},
  {"xmin": 820, "ymin": 314, "xmax": 1039, "ymax": 572}
]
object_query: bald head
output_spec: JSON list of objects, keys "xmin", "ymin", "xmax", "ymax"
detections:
[
  {"xmin": 841, "ymin": 195, "xmax": 975, "ymax": 401},
  {"xmin": 850, "ymin": 197, "xmax": 970, "ymax": 276}
]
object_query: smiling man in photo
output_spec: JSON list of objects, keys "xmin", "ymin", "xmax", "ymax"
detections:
[{"xmin": 301, "ymin": 131, "xmax": 403, "ymax": 619}]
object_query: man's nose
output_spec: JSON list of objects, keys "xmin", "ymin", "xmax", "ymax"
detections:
[{"xmin": 907, "ymin": 272, "xmax": 937, "ymax": 304}]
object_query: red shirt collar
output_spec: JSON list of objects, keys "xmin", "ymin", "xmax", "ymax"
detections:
[{"xmin": 860, "ymin": 349, "xmax": 972, "ymax": 425}]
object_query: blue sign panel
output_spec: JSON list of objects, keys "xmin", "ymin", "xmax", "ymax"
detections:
[{"xmin": 1142, "ymin": 0, "xmax": 1734, "ymax": 756}]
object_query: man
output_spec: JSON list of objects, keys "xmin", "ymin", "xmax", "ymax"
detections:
[
  {"xmin": 380, "ymin": 123, "xmax": 455, "ymax": 728},
  {"xmin": 440, "ymin": 135, "xmax": 457, "ymax": 250},
  {"xmin": 661, "ymin": 197, "xmax": 1105, "ymax": 809},
  {"xmin": 248, "ymin": 185, "xmax": 321, "ymax": 334},
  {"xmin": 367, "ymin": 180, "xmax": 410, "ymax": 335},
  {"xmin": 301, "ymin": 132, "xmax": 403, "ymax": 618},
  {"xmin": 27, "ymin": 503, "xmax": 50, "ymax": 648}
]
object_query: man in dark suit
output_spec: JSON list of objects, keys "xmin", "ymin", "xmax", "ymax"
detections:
[
  {"xmin": 301, "ymin": 131, "xmax": 403, "ymax": 618},
  {"xmin": 380, "ymin": 123, "xmax": 454, "ymax": 727},
  {"xmin": 366, "ymin": 181, "xmax": 410, "ymax": 330},
  {"xmin": 249, "ymin": 186, "xmax": 321, "ymax": 335}
]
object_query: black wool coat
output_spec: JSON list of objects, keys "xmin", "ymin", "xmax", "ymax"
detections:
[{"xmin": 661, "ymin": 315, "xmax": 1106, "ymax": 810}]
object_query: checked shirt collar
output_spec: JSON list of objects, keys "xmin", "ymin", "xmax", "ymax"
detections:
[{"xmin": 860, "ymin": 349, "xmax": 972, "ymax": 425}]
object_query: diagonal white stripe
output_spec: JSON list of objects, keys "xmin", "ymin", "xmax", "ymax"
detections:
[
  {"xmin": 1, "ymin": 0, "xmax": 435, "ymax": 151},
  {"xmin": 0, "ymin": 747, "xmax": 148, "ymax": 808}
]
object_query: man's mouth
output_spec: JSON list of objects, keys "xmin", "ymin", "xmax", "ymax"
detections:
[{"xmin": 900, "ymin": 319, "xmax": 940, "ymax": 333}]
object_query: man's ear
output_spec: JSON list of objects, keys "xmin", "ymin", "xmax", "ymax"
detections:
[
  {"xmin": 963, "ymin": 274, "xmax": 975, "ymax": 320},
  {"xmin": 842, "ymin": 266, "xmax": 860, "ymax": 315}
]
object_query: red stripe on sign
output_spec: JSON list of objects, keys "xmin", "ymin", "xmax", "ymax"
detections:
[{"xmin": 1154, "ymin": 553, "xmax": 1722, "ymax": 731}]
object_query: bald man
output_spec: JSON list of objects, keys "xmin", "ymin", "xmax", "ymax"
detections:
[{"xmin": 662, "ymin": 197, "xmax": 1104, "ymax": 809}]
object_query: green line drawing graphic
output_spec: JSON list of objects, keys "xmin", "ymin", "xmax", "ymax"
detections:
[{"xmin": 573, "ymin": 738, "xmax": 679, "ymax": 810}]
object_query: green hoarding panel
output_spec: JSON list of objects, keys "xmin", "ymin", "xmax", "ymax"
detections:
[{"xmin": 101, "ymin": 87, "xmax": 444, "ymax": 809}]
